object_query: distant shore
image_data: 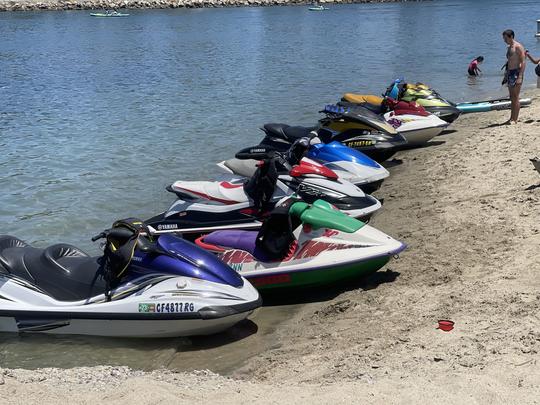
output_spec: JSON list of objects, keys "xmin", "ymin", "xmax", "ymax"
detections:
[{"xmin": 0, "ymin": 0, "xmax": 424, "ymax": 12}]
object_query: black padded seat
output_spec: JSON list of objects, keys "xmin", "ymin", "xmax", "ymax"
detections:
[
  {"xmin": 263, "ymin": 123, "xmax": 317, "ymax": 142},
  {"xmin": 0, "ymin": 239, "xmax": 107, "ymax": 302},
  {"xmin": 0, "ymin": 235, "xmax": 28, "ymax": 274}
]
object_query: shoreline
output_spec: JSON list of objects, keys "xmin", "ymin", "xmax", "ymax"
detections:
[
  {"xmin": 0, "ymin": 0, "xmax": 424, "ymax": 12},
  {"xmin": 2, "ymin": 88, "xmax": 539, "ymax": 403}
]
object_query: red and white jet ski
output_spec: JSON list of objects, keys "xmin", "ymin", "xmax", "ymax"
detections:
[{"xmin": 145, "ymin": 147, "xmax": 382, "ymax": 238}]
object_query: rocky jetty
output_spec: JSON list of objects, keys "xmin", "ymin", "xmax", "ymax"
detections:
[{"xmin": 0, "ymin": 0, "xmax": 423, "ymax": 12}]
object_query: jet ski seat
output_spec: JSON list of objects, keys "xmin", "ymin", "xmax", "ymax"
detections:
[
  {"xmin": 223, "ymin": 158, "xmax": 258, "ymax": 178},
  {"xmin": 168, "ymin": 181, "xmax": 245, "ymax": 205},
  {"xmin": 198, "ymin": 199, "xmax": 299, "ymax": 262},
  {"xmin": 342, "ymin": 93, "xmax": 384, "ymax": 106},
  {"xmin": 263, "ymin": 123, "xmax": 318, "ymax": 142},
  {"xmin": 0, "ymin": 236, "xmax": 106, "ymax": 301},
  {"xmin": 203, "ymin": 230, "xmax": 270, "ymax": 261},
  {"xmin": 0, "ymin": 236, "xmax": 28, "ymax": 273},
  {"xmin": 43, "ymin": 244, "xmax": 90, "ymax": 273}
]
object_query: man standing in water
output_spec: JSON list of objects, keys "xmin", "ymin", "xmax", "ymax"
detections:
[{"xmin": 502, "ymin": 29, "xmax": 526, "ymax": 124}]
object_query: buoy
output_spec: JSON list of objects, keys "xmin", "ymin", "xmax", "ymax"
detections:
[{"xmin": 536, "ymin": 19, "xmax": 540, "ymax": 37}]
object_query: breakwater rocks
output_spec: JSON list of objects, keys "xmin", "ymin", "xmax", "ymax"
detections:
[{"xmin": 0, "ymin": 0, "xmax": 423, "ymax": 12}]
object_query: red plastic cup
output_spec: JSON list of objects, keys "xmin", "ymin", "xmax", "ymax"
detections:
[{"xmin": 437, "ymin": 320, "xmax": 454, "ymax": 332}]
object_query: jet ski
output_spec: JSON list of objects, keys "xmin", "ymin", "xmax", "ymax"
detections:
[
  {"xmin": 195, "ymin": 199, "xmax": 406, "ymax": 292},
  {"xmin": 318, "ymin": 104, "xmax": 408, "ymax": 162},
  {"xmin": 385, "ymin": 79, "xmax": 462, "ymax": 123},
  {"xmin": 338, "ymin": 99, "xmax": 449, "ymax": 145},
  {"xmin": 393, "ymin": 82, "xmax": 533, "ymax": 113},
  {"xmin": 258, "ymin": 109, "xmax": 407, "ymax": 163},
  {"xmin": 219, "ymin": 136, "xmax": 389, "ymax": 194},
  {"xmin": 145, "ymin": 146, "xmax": 382, "ymax": 238},
  {"xmin": 0, "ymin": 219, "xmax": 261, "ymax": 337},
  {"xmin": 392, "ymin": 80, "xmax": 533, "ymax": 113}
]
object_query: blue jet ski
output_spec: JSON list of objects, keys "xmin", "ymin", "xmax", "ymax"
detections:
[
  {"xmin": 218, "ymin": 135, "xmax": 390, "ymax": 194},
  {"xmin": 0, "ymin": 218, "xmax": 260, "ymax": 337}
]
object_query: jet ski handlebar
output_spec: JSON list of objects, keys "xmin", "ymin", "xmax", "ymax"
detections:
[
  {"xmin": 235, "ymin": 146, "xmax": 277, "ymax": 161},
  {"xmin": 91, "ymin": 227, "xmax": 138, "ymax": 242},
  {"xmin": 91, "ymin": 232, "xmax": 106, "ymax": 242}
]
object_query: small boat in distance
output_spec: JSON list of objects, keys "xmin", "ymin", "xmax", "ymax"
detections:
[
  {"xmin": 90, "ymin": 10, "xmax": 130, "ymax": 17},
  {"xmin": 308, "ymin": 5, "xmax": 329, "ymax": 11}
]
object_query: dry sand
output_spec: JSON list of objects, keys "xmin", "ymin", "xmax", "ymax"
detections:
[{"xmin": 1, "ymin": 92, "xmax": 540, "ymax": 403}]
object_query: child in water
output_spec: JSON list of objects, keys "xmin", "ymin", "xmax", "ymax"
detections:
[{"xmin": 468, "ymin": 56, "xmax": 484, "ymax": 76}]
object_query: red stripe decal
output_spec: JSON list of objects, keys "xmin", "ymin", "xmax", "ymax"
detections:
[{"xmin": 250, "ymin": 274, "xmax": 291, "ymax": 287}]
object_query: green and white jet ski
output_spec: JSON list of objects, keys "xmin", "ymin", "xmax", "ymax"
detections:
[{"xmin": 195, "ymin": 199, "xmax": 405, "ymax": 291}]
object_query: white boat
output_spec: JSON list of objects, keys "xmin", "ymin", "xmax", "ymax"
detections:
[
  {"xmin": 90, "ymin": 11, "xmax": 130, "ymax": 18},
  {"xmin": 309, "ymin": 5, "xmax": 329, "ymax": 11}
]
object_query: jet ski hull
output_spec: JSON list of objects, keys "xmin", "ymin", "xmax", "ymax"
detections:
[
  {"xmin": 198, "ymin": 203, "xmax": 406, "ymax": 293},
  {"xmin": 0, "ymin": 276, "xmax": 261, "ymax": 337},
  {"xmin": 359, "ymin": 178, "xmax": 384, "ymax": 194},
  {"xmin": 422, "ymin": 106, "xmax": 461, "ymax": 123},
  {"xmin": 215, "ymin": 237, "xmax": 405, "ymax": 292},
  {"xmin": 247, "ymin": 255, "xmax": 393, "ymax": 291},
  {"xmin": 0, "ymin": 308, "xmax": 256, "ymax": 338},
  {"xmin": 399, "ymin": 125, "xmax": 446, "ymax": 145},
  {"xmin": 343, "ymin": 144, "xmax": 400, "ymax": 163},
  {"xmin": 384, "ymin": 112, "xmax": 448, "ymax": 146}
]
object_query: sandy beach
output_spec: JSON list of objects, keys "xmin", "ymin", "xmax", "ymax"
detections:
[{"xmin": 2, "ymin": 91, "xmax": 540, "ymax": 403}]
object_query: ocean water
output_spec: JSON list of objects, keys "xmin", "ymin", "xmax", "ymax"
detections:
[
  {"xmin": 1, "ymin": 0, "xmax": 540, "ymax": 250},
  {"xmin": 0, "ymin": 0, "xmax": 539, "ymax": 369}
]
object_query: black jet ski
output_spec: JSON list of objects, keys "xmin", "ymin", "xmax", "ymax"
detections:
[{"xmin": 259, "ymin": 106, "xmax": 407, "ymax": 163}]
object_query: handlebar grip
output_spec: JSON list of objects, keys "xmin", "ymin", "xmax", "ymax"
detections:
[{"xmin": 91, "ymin": 232, "xmax": 106, "ymax": 242}]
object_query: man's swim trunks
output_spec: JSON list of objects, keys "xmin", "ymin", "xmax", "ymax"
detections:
[{"xmin": 507, "ymin": 68, "xmax": 520, "ymax": 87}]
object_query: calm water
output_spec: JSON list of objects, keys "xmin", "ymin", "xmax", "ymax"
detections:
[{"xmin": 1, "ymin": 0, "xmax": 540, "ymax": 370}]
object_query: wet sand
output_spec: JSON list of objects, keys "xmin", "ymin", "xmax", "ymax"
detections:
[
  {"xmin": 2, "ymin": 91, "xmax": 540, "ymax": 403},
  {"xmin": 0, "ymin": 304, "xmax": 302, "ymax": 374}
]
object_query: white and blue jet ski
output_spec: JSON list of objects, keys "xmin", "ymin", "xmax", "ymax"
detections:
[
  {"xmin": 0, "ymin": 219, "xmax": 261, "ymax": 337},
  {"xmin": 218, "ymin": 136, "xmax": 390, "ymax": 194}
]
